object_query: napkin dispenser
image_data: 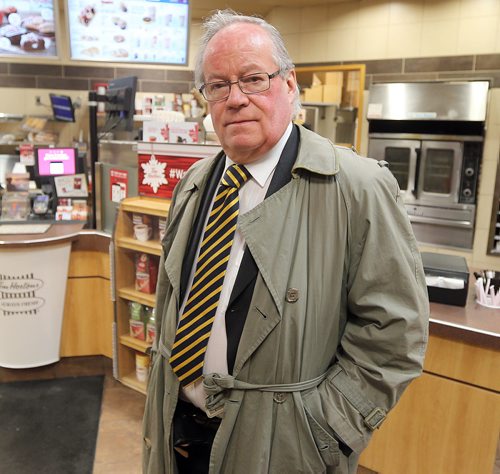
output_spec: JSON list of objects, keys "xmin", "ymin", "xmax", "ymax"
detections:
[{"xmin": 421, "ymin": 252, "xmax": 469, "ymax": 307}]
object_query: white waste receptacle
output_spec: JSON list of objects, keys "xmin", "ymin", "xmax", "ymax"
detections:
[{"xmin": 0, "ymin": 242, "xmax": 71, "ymax": 368}]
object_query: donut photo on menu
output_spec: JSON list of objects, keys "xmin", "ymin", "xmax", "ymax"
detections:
[
  {"xmin": 79, "ymin": 5, "xmax": 96, "ymax": 26},
  {"xmin": 0, "ymin": 2, "xmax": 57, "ymax": 56},
  {"xmin": 20, "ymin": 33, "xmax": 46, "ymax": 51}
]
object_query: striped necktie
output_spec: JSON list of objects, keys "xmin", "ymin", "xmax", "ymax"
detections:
[{"xmin": 169, "ymin": 164, "xmax": 251, "ymax": 386}]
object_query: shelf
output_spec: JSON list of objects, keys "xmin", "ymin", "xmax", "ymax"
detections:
[
  {"xmin": 121, "ymin": 372, "xmax": 147, "ymax": 395},
  {"xmin": 0, "ymin": 113, "xmax": 53, "ymax": 122},
  {"xmin": 120, "ymin": 334, "xmax": 150, "ymax": 353},
  {"xmin": 115, "ymin": 196, "xmax": 168, "ymax": 394},
  {"xmin": 117, "ymin": 236, "xmax": 162, "ymax": 256},
  {"xmin": 120, "ymin": 196, "xmax": 171, "ymax": 218},
  {"xmin": 118, "ymin": 286, "xmax": 156, "ymax": 307},
  {"xmin": 302, "ymin": 102, "xmax": 339, "ymax": 107}
]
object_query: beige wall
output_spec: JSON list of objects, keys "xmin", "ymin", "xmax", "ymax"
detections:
[
  {"xmin": 266, "ymin": 0, "xmax": 500, "ymax": 270},
  {"xmin": 268, "ymin": 0, "xmax": 500, "ymax": 63}
]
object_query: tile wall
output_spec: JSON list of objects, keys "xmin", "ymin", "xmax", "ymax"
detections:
[{"xmin": 268, "ymin": 0, "xmax": 500, "ymax": 64}]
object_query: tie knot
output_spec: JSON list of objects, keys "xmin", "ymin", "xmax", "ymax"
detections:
[{"xmin": 221, "ymin": 164, "xmax": 251, "ymax": 189}]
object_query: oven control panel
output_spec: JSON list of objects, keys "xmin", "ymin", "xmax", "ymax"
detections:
[{"xmin": 460, "ymin": 142, "xmax": 482, "ymax": 204}]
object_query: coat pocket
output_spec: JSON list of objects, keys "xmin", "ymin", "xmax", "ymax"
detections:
[{"xmin": 302, "ymin": 389, "xmax": 340, "ymax": 468}]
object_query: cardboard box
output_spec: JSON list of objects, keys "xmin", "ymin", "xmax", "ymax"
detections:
[
  {"xmin": 143, "ymin": 120, "xmax": 169, "ymax": 143},
  {"xmin": 322, "ymin": 84, "xmax": 342, "ymax": 104},
  {"xmin": 317, "ymin": 71, "xmax": 343, "ymax": 86},
  {"xmin": 302, "ymin": 85, "xmax": 323, "ymax": 103},
  {"xmin": 168, "ymin": 122, "xmax": 199, "ymax": 144}
]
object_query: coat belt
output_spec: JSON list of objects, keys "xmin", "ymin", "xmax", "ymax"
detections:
[{"xmin": 202, "ymin": 371, "xmax": 329, "ymax": 418}]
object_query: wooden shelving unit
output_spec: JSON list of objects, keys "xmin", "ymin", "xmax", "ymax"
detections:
[{"xmin": 113, "ymin": 196, "xmax": 170, "ymax": 394}]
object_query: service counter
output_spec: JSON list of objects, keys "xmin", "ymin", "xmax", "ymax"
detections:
[
  {"xmin": 360, "ymin": 288, "xmax": 500, "ymax": 474},
  {"xmin": 0, "ymin": 223, "xmax": 113, "ymax": 367}
]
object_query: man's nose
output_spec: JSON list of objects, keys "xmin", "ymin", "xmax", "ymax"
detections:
[{"xmin": 226, "ymin": 82, "xmax": 249, "ymax": 106}]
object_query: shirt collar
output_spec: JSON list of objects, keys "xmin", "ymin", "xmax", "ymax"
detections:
[{"xmin": 225, "ymin": 122, "xmax": 293, "ymax": 188}]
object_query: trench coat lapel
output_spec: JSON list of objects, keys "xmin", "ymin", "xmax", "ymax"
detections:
[
  {"xmin": 228, "ymin": 126, "xmax": 299, "ymax": 307},
  {"xmin": 163, "ymin": 155, "xmax": 222, "ymax": 305},
  {"xmin": 232, "ymin": 180, "xmax": 300, "ymax": 375},
  {"xmin": 231, "ymin": 126, "xmax": 340, "ymax": 376}
]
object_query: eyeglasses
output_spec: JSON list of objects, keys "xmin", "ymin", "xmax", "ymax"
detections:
[{"xmin": 199, "ymin": 70, "xmax": 281, "ymax": 102}]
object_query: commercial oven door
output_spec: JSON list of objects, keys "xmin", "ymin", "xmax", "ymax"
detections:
[
  {"xmin": 418, "ymin": 140, "xmax": 463, "ymax": 205},
  {"xmin": 367, "ymin": 138, "xmax": 419, "ymax": 202}
]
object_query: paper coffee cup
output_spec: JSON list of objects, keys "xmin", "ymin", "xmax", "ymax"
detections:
[{"xmin": 134, "ymin": 223, "xmax": 152, "ymax": 241}]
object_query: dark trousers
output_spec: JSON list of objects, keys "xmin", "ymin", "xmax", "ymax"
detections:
[{"xmin": 173, "ymin": 399, "xmax": 220, "ymax": 474}]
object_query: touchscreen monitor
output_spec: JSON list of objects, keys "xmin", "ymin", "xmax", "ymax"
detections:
[{"xmin": 35, "ymin": 147, "xmax": 78, "ymax": 177}]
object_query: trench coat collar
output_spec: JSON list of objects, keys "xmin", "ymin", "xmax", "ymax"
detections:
[
  {"xmin": 292, "ymin": 125, "xmax": 339, "ymax": 177},
  {"xmin": 177, "ymin": 124, "xmax": 340, "ymax": 196}
]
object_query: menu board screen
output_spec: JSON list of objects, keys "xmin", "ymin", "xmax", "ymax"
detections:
[
  {"xmin": 67, "ymin": 0, "xmax": 189, "ymax": 64},
  {"xmin": 0, "ymin": 0, "xmax": 57, "ymax": 57}
]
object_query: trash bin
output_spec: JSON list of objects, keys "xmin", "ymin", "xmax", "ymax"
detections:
[{"xmin": 0, "ymin": 242, "xmax": 71, "ymax": 368}]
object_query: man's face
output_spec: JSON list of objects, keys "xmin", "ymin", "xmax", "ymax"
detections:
[{"xmin": 202, "ymin": 23, "xmax": 297, "ymax": 164}]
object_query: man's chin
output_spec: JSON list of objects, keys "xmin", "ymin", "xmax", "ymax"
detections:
[{"xmin": 222, "ymin": 139, "xmax": 265, "ymax": 163}]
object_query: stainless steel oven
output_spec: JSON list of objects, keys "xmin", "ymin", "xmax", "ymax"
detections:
[
  {"xmin": 368, "ymin": 135, "xmax": 482, "ymax": 206},
  {"xmin": 367, "ymin": 81, "xmax": 489, "ymax": 249}
]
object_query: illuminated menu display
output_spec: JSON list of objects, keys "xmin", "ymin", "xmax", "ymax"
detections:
[
  {"xmin": 67, "ymin": 0, "xmax": 189, "ymax": 65},
  {"xmin": 0, "ymin": 0, "xmax": 57, "ymax": 57}
]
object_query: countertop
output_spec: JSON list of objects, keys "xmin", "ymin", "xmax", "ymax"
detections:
[
  {"xmin": 1, "ymin": 223, "xmax": 497, "ymax": 349},
  {"xmin": 0, "ymin": 222, "xmax": 85, "ymax": 246},
  {"xmin": 429, "ymin": 284, "xmax": 500, "ymax": 349}
]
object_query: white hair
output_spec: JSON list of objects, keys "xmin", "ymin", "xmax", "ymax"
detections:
[{"xmin": 194, "ymin": 9, "xmax": 301, "ymax": 117}]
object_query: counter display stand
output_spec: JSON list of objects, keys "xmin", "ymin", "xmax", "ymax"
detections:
[{"xmin": 113, "ymin": 196, "xmax": 170, "ymax": 394}]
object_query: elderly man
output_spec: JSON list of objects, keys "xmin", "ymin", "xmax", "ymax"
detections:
[{"xmin": 143, "ymin": 9, "xmax": 429, "ymax": 474}]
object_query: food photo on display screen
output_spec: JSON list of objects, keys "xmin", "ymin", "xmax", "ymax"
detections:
[
  {"xmin": 0, "ymin": 0, "xmax": 57, "ymax": 57},
  {"xmin": 67, "ymin": 0, "xmax": 189, "ymax": 64}
]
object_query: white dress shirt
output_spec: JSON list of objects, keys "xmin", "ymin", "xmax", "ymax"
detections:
[{"xmin": 180, "ymin": 123, "xmax": 293, "ymax": 411}]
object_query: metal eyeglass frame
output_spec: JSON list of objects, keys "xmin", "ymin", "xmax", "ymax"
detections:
[{"xmin": 199, "ymin": 70, "xmax": 281, "ymax": 102}]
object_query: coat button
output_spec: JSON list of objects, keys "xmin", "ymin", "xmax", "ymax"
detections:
[
  {"xmin": 273, "ymin": 392, "xmax": 287, "ymax": 403},
  {"xmin": 143, "ymin": 437, "xmax": 152, "ymax": 449},
  {"xmin": 286, "ymin": 288, "xmax": 299, "ymax": 303}
]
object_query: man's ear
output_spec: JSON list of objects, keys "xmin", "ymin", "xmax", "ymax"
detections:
[{"xmin": 286, "ymin": 69, "xmax": 298, "ymax": 95}]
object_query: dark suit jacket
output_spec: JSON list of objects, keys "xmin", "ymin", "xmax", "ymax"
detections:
[{"xmin": 180, "ymin": 125, "xmax": 300, "ymax": 373}]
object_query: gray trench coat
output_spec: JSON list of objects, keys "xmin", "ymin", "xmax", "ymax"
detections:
[{"xmin": 142, "ymin": 125, "xmax": 429, "ymax": 474}]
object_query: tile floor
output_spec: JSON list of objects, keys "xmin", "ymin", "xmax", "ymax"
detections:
[
  {"xmin": 0, "ymin": 355, "xmax": 144, "ymax": 474},
  {"xmin": 0, "ymin": 355, "xmax": 382, "ymax": 474},
  {"xmin": 2, "ymin": 355, "xmax": 499, "ymax": 474}
]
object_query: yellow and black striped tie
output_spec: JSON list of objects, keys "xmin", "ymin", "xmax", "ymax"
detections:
[{"xmin": 169, "ymin": 164, "xmax": 251, "ymax": 386}]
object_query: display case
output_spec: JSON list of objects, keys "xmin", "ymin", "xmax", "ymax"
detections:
[{"xmin": 113, "ymin": 196, "xmax": 170, "ymax": 394}]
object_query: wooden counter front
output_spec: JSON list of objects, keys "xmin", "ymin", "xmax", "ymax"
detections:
[
  {"xmin": 359, "ymin": 295, "xmax": 500, "ymax": 474},
  {"xmin": 0, "ymin": 224, "xmax": 113, "ymax": 360},
  {"xmin": 60, "ymin": 231, "xmax": 113, "ymax": 359}
]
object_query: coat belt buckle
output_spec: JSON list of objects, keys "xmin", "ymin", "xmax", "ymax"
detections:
[
  {"xmin": 206, "ymin": 405, "xmax": 224, "ymax": 419},
  {"xmin": 364, "ymin": 407, "xmax": 386, "ymax": 430}
]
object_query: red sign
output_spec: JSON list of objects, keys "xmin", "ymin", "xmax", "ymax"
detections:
[
  {"xmin": 138, "ymin": 153, "xmax": 200, "ymax": 198},
  {"xmin": 110, "ymin": 168, "xmax": 128, "ymax": 203}
]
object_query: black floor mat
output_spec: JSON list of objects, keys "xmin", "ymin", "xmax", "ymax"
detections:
[{"xmin": 0, "ymin": 375, "xmax": 104, "ymax": 474}]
